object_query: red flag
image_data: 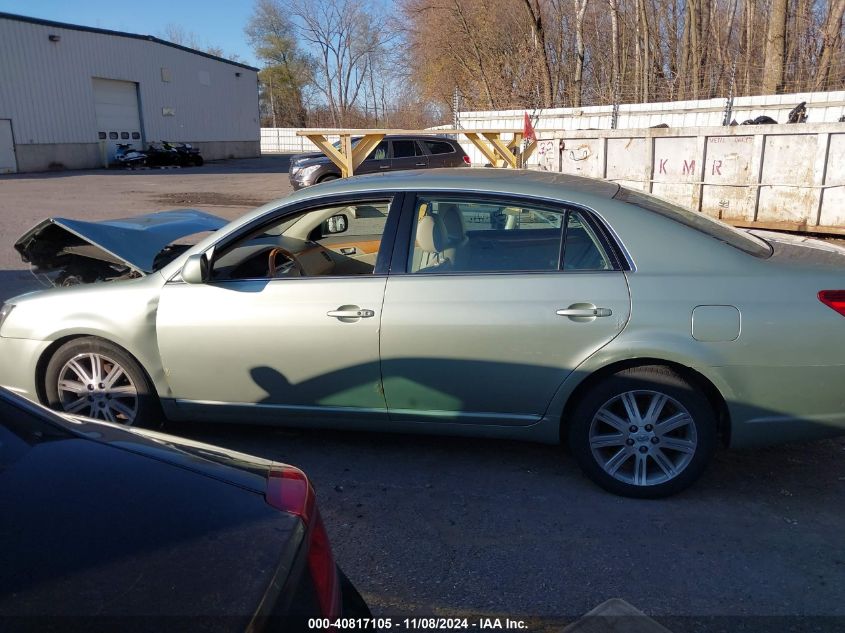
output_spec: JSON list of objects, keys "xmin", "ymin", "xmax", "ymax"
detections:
[{"xmin": 523, "ymin": 112, "xmax": 536, "ymax": 141}]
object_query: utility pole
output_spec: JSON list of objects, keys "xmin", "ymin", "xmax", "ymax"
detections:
[{"xmin": 453, "ymin": 87, "xmax": 461, "ymax": 129}]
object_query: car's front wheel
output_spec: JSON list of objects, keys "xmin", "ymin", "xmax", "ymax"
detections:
[
  {"xmin": 44, "ymin": 337, "xmax": 162, "ymax": 428},
  {"xmin": 568, "ymin": 366, "xmax": 716, "ymax": 498}
]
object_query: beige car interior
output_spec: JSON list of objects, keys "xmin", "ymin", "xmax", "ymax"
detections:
[
  {"xmin": 409, "ymin": 199, "xmax": 611, "ymax": 274},
  {"xmin": 212, "ymin": 202, "xmax": 390, "ymax": 280},
  {"xmin": 411, "ymin": 203, "xmax": 472, "ymax": 273}
]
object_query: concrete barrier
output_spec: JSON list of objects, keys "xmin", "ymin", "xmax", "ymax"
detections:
[{"xmin": 537, "ymin": 123, "xmax": 845, "ymax": 235}]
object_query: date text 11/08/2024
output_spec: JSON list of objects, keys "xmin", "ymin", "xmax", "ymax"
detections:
[{"xmin": 308, "ymin": 618, "xmax": 529, "ymax": 630}]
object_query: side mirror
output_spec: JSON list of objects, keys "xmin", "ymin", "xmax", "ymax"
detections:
[
  {"xmin": 321, "ymin": 214, "xmax": 348, "ymax": 235},
  {"xmin": 181, "ymin": 253, "xmax": 208, "ymax": 284}
]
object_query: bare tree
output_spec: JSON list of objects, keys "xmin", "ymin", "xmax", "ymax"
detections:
[
  {"xmin": 160, "ymin": 24, "xmax": 201, "ymax": 49},
  {"xmin": 394, "ymin": 0, "xmax": 844, "ymax": 114},
  {"xmin": 521, "ymin": 0, "xmax": 556, "ymax": 106},
  {"xmin": 572, "ymin": 0, "xmax": 589, "ymax": 107},
  {"xmin": 160, "ymin": 23, "xmax": 240, "ymax": 61},
  {"xmin": 763, "ymin": 0, "xmax": 789, "ymax": 93},
  {"xmin": 608, "ymin": 0, "xmax": 621, "ymax": 103},
  {"xmin": 285, "ymin": 0, "xmax": 391, "ymax": 126},
  {"xmin": 815, "ymin": 0, "xmax": 845, "ymax": 90},
  {"xmin": 246, "ymin": 0, "xmax": 312, "ymax": 127}
]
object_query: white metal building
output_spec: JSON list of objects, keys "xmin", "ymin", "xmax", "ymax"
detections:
[{"xmin": 0, "ymin": 12, "xmax": 260, "ymax": 173}]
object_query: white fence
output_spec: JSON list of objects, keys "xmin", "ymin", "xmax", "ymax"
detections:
[
  {"xmin": 455, "ymin": 90, "xmax": 845, "ymax": 166},
  {"xmin": 261, "ymin": 128, "xmax": 344, "ymax": 153}
]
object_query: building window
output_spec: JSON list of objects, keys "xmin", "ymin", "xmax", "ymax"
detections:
[
  {"xmin": 98, "ymin": 132, "xmax": 107, "ymax": 140},
  {"xmin": 109, "ymin": 132, "xmax": 118, "ymax": 139},
  {"xmin": 121, "ymin": 132, "xmax": 129, "ymax": 139},
  {"xmin": 132, "ymin": 132, "xmax": 141, "ymax": 140}
]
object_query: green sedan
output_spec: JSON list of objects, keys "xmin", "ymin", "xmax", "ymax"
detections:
[{"xmin": 1, "ymin": 169, "xmax": 843, "ymax": 497}]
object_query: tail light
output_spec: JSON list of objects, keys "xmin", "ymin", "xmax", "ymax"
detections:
[
  {"xmin": 266, "ymin": 466, "xmax": 341, "ymax": 619},
  {"xmin": 462, "ymin": 155, "xmax": 471, "ymax": 165},
  {"xmin": 819, "ymin": 290, "xmax": 845, "ymax": 317}
]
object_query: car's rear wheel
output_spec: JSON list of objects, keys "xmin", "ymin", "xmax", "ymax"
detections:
[
  {"xmin": 568, "ymin": 366, "xmax": 716, "ymax": 498},
  {"xmin": 44, "ymin": 337, "xmax": 162, "ymax": 428}
]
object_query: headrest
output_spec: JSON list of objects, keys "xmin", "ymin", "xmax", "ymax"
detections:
[
  {"xmin": 439, "ymin": 204, "xmax": 466, "ymax": 243},
  {"xmin": 416, "ymin": 215, "xmax": 447, "ymax": 253}
]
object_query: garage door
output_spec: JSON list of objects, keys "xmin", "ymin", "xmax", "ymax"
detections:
[
  {"xmin": 92, "ymin": 78, "xmax": 142, "ymax": 164},
  {"xmin": 0, "ymin": 119, "xmax": 16, "ymax": 174}
]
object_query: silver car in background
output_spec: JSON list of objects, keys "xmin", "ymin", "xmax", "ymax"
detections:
[{"xmin": 1, "ymin": 169, "xmax": 843, "ymax": 497}]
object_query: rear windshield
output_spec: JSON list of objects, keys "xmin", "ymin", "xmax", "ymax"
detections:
[{"xmin": 614, "ymin": 187, "xmax": 772, "ymax": 258}]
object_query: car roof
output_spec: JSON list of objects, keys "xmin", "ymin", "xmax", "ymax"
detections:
[
  {"xmin": 367, "ymin": 135, "xmax": 459, "ymax": 142},
  {"xmin": 290, "ymin": 168, "xmax": 620, "ymax": 205}
]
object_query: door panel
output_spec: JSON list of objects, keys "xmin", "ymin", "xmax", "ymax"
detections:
[
  {"xmin": 390, "ymin": 140, "xmax": 428, "ymax": 172},
  {"xmin": 156, "ymin": 277, "xmax": 387, "ymax": 421},
  {"xmin": 381, "ymin": 193, "xmax": 629, "ymax": 424},
  {"xmin": 380, "ymin": 274, "xmax": 630, "ymax": 423},
  {"xmin": 356, "ymin": 140, "xmax": 390, "ymax": 174}
]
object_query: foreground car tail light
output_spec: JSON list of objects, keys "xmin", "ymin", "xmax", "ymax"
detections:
[
  {"xmin": 819, "ymin": 290, "xmax": 845, "ymax": 317},
  {"xmin": 266, "ymin": 466, "xmax": 341, "ymax": 619},
  {"xmin": 462, "ymin": 155, "xmax": 471, "ymax": 165}
]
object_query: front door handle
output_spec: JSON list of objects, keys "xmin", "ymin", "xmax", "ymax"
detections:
[
  {"xmin": 414, "ymin": 162, "xmax": 426, "ymax": 166},
  {"xmin": 556, "ymin": 307, "xmax": 613, "ymax": 317},
  {"xmin": 327, "ymin": 307, "xmax": 375, "ymax": 319}
]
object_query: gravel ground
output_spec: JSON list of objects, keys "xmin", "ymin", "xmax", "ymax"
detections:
[{"xmin": 1, "ymin": 158, "xmax": 844, "ymax": 632}]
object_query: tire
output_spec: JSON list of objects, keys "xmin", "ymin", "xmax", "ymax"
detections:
[
  {"xmin": 44, "ymin": 337, "xmax": 163, "ymax": 429},
  {"xmin": 318, "ymin": 174, "xmax": 339, "ymax": 183},
  {"xmin": 567, "ymin": 365, "xmax": 716, "ymax": 498},
  {"xmin": 192, "ymin": 155, "xmax": 204, "ymax": 166}
]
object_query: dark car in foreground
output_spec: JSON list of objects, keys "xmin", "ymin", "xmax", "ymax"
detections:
[
  {"xmin": 289, "ymin": 135, "xmax": 470, "ymax": 189},
  {"xmin": 0, "ymin": 387, "xmax": 367, "ymax": 630}
]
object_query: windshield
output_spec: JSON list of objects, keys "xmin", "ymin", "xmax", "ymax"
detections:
[
  {"xmin": 331, "ymin": 137, "xmax": 362, "ymax": 150},
  {"xmin": 615, "ymin": 187, "xmax": 772, "ymax": 258}
]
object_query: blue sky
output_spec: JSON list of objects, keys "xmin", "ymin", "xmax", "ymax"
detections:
[{"xmin": 0, "ymin": 0, "xmax": 260, "ymax": 66}]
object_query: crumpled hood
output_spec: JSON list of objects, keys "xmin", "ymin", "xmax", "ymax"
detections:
[{"xmin": 14, "ymin": 209, "xmax": 228, "ymax": 274}]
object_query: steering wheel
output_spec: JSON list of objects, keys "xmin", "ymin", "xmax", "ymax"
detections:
[{"xmin": 267, "ymin": 246, "xmax": 304, "ymax": 277}]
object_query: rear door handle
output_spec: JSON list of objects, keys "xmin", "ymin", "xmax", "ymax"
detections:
[
  {"xmin": 556, "ymin": 307, "xmax": 613, "ymax": 317},
  {"xmin": 414, "ymin": 162, "xmax": 426, "ymax": 166},
  {"xmin": 327, "ymin": 308, "xmax": 374, "ymax": 319}
]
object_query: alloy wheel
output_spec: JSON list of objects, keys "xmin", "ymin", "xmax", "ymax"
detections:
[
  {"xmin": 588, "ymin": 389, "xmax": 698, "ymax": 487},
  {"xmin": 56, "ymin": 353, "xmax": 139, "ymax": 425}
]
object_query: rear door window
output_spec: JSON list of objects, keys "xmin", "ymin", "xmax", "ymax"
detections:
[
  {"xmin": 423, "ymin": 140, "xmax": 454, "ymax": 155},
  {"xmin": 366, "ymin": 141, "xmax": 388, "ymax": 161},
  {"xmin": 392, "ymin": 140, "xmax": 423, "ymax": 158},
  {"xmin": 406, "ymin": 196, "xmax": 613, "ymax": 274}
]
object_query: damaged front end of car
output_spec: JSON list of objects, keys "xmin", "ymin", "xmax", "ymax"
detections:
[{"xmin": 14, "ymin": 210, "xmax": 228, "ymax": 287}]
